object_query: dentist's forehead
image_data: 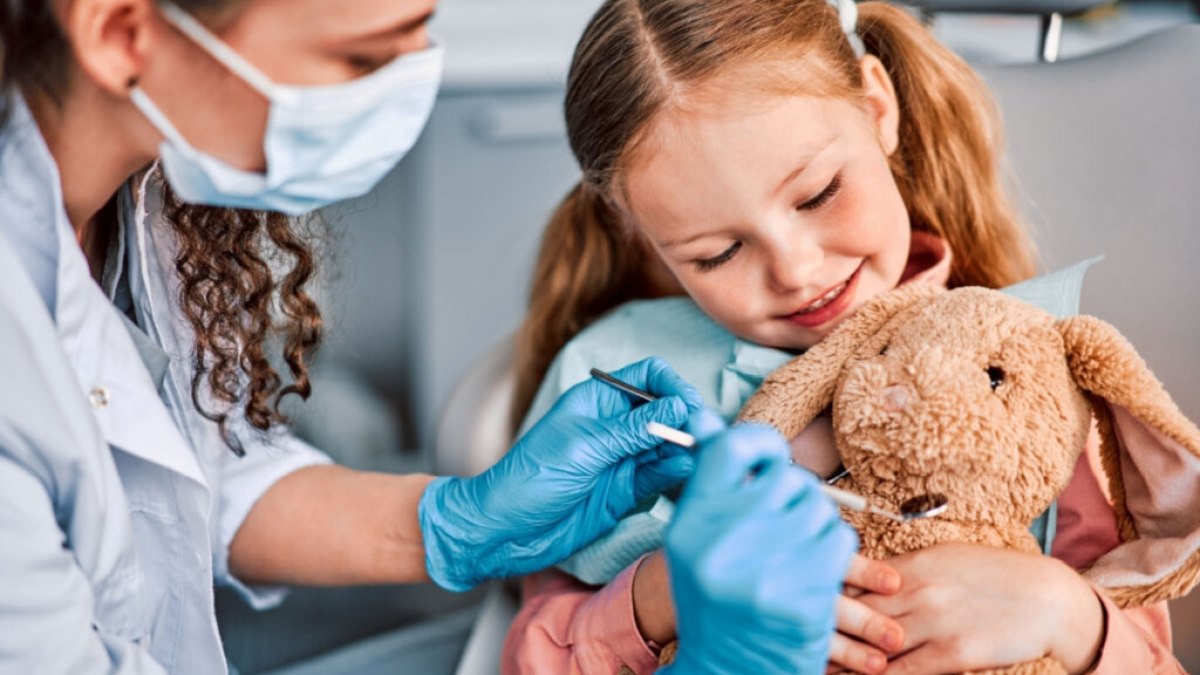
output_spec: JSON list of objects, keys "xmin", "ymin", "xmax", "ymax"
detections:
[{"xmin": 215, "ymin": 0, "xmax": 436, "ymax": 45}]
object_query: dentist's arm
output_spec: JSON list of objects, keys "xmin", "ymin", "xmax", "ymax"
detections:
[
  {"xmin": 229, "ymin": 465, "xmax": 436, "ymax": 586},
  {"xmin": 230, "ymin": 357, "xmax": 701, "ymax": 589}
]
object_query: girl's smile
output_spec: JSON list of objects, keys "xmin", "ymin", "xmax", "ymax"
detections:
[{"xmin": 779, "ymin": 260, "xmax": 864, "ymax": 329}]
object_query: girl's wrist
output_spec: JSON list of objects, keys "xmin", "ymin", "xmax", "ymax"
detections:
[
  {"xmin": 631, "ymin": 550, "xmax": 677, "ymax": 646},
  {"xmin": 1047, "ymin": 562, "xmax": 1106, "ymax": 674}
]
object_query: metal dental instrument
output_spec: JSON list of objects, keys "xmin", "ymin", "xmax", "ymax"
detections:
[
  {"xmin": 822, "ymin": 483, "xmax": 949, "ymax": 523},
  {"xmin": 592, "ymin": 369, "xmax": 841, "ymax": 475},
  {"xmin": 589, "ymin": 368, "xmax": 658, "ymax": 403},
  {"xmin": 590, "ymin": 368, "xmax": 949, "ymax": 522},
  {"xmin": 645, "ymin": 422, "xmax": 949, "ymax": 523}
]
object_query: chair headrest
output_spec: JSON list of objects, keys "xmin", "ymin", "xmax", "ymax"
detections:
[{"xmin": 901, "ymin": 0, "xmax": 1108, "ymax": 15}]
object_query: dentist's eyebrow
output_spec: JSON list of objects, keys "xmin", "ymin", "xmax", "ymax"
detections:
[{"xmin": 349, "ymin": 9, "xmax": 436, "ymax": 42}]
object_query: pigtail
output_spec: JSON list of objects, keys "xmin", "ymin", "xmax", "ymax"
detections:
[
  {"xmin": 510, "ymin": 183, "xmax": 672, "ymax": 427},
  {"xmin": 858, "ymin": 2, "xmax": 1036, "ymax": 288}
]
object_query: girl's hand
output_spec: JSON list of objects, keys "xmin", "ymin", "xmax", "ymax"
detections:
[
  {"xmin": 634, "ymin": 549, "xmax": 906, "ymax": 675},
  {"xmin": 827, "ymin": 555, "xmax": 906, "ymax": 675},
  {"xmin": 857, "ymin": 543, "xmax": 1105, "ymax": 675}
]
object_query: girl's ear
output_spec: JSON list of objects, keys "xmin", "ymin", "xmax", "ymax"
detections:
[
  {"xmin": 61, "ymin": 0, "xmax": 160, "ymax": 96},
  {"xmin": 738, "ymin": 282, "xmax": 939, "ymax": 437},
  {"xmin": 1059, "ymin": 315, "xmax": 1200, "ymax": 607},
  {"xmin": 859, "ymin": 55, "xmax": 901, "ymax": 156}
]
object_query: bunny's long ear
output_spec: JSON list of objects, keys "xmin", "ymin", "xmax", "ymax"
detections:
[
  {"xmin": 737, "ymin": 282, "xmax": 941, "ymax": 437},
  {"xmin": 1060, "ymin": 315, "xmax": 1200, "ymax": 607}
]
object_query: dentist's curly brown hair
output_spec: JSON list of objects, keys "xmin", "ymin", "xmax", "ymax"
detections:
[{"xmin": 161, "ymin": 180, "xmax": 324, "ymax": 456}]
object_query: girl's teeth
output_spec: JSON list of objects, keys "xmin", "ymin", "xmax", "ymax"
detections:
[{"xmin": 800, "ymin": 281, "xmax": 848, "ymax": 313}]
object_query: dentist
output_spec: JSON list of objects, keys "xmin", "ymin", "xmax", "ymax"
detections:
[{"xmin": 0, "ymin": 1, "xmax": 856, "ymax": 673}]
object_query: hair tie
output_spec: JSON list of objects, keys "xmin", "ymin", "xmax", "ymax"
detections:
[{"xmin": 828, "ymin": 0, "xmax": 866, "ymax": 58}]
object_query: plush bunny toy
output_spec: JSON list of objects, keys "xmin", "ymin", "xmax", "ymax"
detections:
[{"xmin": 732, "ymin": 283, "xmax": 1200, "ymax": 674}]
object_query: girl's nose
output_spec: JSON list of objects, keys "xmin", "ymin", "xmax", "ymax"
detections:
[{"xmin": 765, "ymin": 229, "xmax": 824, "ymax": 293}]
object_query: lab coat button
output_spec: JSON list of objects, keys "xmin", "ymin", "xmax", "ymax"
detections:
[{"xmin": 89, "ymin": 387, "xmax": 110, "ymax": 408}]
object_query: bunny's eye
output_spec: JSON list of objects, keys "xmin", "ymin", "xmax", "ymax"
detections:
[{"xmin": 986, "ymin": 366, "xmax": 1005, "ymax": 390}]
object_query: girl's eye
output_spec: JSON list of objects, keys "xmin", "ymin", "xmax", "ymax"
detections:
[
  {"xmin": 797, "ymin": 173, "xmax": 843, "ymax": 211},
  {"xmin": 695, "ymin": 241, "xmax": 743, "ymax": 272}
]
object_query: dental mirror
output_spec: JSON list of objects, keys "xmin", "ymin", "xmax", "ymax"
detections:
[
  {"xmin": 813, "ymin": 484, "xmax": 949, "ymax": 523},
  {"xmin": 898, "ymin": 493, "xmax": 950, "ymax": 520}
]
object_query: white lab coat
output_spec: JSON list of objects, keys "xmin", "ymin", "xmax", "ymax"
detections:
[{"xmin": 0, "ymin": 96, "xmax": 330, "ymax": 674}]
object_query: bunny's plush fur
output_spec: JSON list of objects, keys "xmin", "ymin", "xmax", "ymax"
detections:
[{"xmin": 662, "ymin": 283, "xmax": 1200, "ymax": 674}]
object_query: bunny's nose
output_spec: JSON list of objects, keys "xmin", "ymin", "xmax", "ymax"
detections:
[{"xmin": 880, "ymin": 383, "xmax": 913, "ymax": 412}]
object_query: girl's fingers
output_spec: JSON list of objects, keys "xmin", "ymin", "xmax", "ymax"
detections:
[
  {"xmin": 860, "ymin": 597, "xmax": 935, "ymax": 655},
  {"xmin": 837, "ymin": 595, "xmax": 905, "ymax": 652},
  {"xmin": 844, "ymin": 554, "xmax": 901, "ymax": 594},
  {"xmin": 855, "ymin": 585, "xmax": 909, "ymax": 618},
  {"xmin": 883, "ymin": 641, "xmax": 966, "ymax": 675},
  {"xmin": 826, "ymin": 632, "xmax": 888, "ymax": 675}
]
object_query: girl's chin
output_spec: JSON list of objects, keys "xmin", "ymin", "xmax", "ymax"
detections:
[
  {"xmin": 759, "ymin": 312, "xmax": 855, "ymax": 351},
  {"xmin": 748, "ymin": 329, "xmax": 826, "ymax": 353}
]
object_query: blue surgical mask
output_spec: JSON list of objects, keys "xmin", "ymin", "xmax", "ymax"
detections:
[{"xmin": 130, "ymin": 2, "xmax": 443, "ymax": 215}]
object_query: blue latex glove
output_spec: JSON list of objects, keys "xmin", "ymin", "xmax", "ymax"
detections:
[
  {"xmin": 660, "ymin": 410, "xmax": 857, "ymax": 675},
  {"xmin": 420, "ymin": 357, "xmax": 703, "ymax": 591}
]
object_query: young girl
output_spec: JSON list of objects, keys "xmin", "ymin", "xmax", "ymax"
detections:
[{"xmin": 503, "ymin": 0, "xmax": 1186, "ymax": 673}]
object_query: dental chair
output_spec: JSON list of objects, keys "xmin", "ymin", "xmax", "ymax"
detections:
[
  {"xmin": 903, "ymin": 0, "xmax": 1111, "ymax": 61},
  {"xmin": 435, "ymin": 338, "xmax": 517, "ymax": 479},
  {"xmin": 432, "ymin": 23, "xmax": 1200, "ymax": 674},
  {"xmin": 432, "ymin": 337, "xmax": 518, "ymax": 675}
]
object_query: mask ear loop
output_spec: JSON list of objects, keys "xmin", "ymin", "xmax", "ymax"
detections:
[
  {"xmin": 157, "ymin": 1, "xmax": 296, "ymax": 104},
  {"xmin": 828, "ymin": 0, "xmax": 866, "ymax": 58},
  {"xmin": 129, "ymin": 85, "xmax": 204, "ymax": 157}
]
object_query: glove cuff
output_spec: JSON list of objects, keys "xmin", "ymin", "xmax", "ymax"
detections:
[{"xmin": 418, "ymin": 476, "xmax": 479, "ymax": 592}]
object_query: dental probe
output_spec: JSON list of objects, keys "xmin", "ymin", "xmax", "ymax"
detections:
[
  {"xmin": 645, "ymin": 422, "xmax": 948, "ymax": 522},
  {"xmin": 589, "ymin": 368, "xmax": 657, "ymax": 403},
  {"xmin": 589, "ymin": 368, "xmax": 948, "ymax": 522}
]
